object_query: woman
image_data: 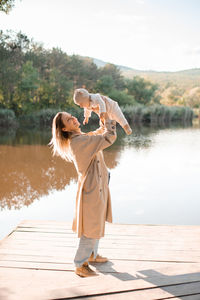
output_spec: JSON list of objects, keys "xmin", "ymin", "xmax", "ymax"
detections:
[{"xmin": 50, "ymin": 111, "xmax": 116, "ymax": 277}]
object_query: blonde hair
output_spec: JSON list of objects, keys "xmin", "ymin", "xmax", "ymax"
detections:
[{"xmin": 49, "ymin": 112, "xmax": 72, "ymax": 162}]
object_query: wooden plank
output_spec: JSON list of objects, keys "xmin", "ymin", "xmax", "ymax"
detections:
[
  {"xmin": 0, "ymin": 259, "xmax": 200, "ymax": 279},
  {"xmin": 10, "ymin": 225, "xmax": 198, "ymax": 235},
  {"xmin": 7, "ymin": 227, "xmax": 200, "ymax": 241},
  {"xmin": 2, "ymin": 234, "xmax": 199, "ymax": 249},
  {"xmin": 11, "ymin": 231, "xmax": 200, "ymax": 244},
  {"xmin": 79, "ymin": 283, "xmax": 200, "ymax": 300},
  {"xmin": 19, "ymin": 220, "xmax": 200, "ymax": 231},
  {"xmin": 0, "ymin": 259, "xmax": 192, "ymax": 272},
  {"xmin": 0, "ymin": 248, "xmax": 199, "ymax": 264},
  {"xmin": 3, "ymin": 235, "xmax": 198, "ymax": 250},
  {"xmin": 16, "ymin": 221, "xmax": 200, "ymax": 234},
  {"xmin": 2, "ymin": 241, "xmax": 198, "ymax": 253},
  {"xmin": 1, "ymin": 254, "xmax": 197, "ymax": 270},
  {"xmin": 0, "ymin": 247, "xmax": 199, "ymax": 263},
  {"xmin": 36, "ymin": 277, "xmax": 200, "ymax": 300},
  {"xmin": 5, "ymin": 233, "xmax": 200, "ymax": 245},
  {"xmin": 1, "ymin": 266, "xmax": 200, "ymax": 300},
  {"xmin": 171, "ymin": 296, "xmax": 200, "ymax": 300},
  {"xmin": 15, "ymin": 227, "xmax": 200, "ymax": 238},
  {"xmin": 46, "ymin": 281, "xmax": 200, "ymax": 299}
]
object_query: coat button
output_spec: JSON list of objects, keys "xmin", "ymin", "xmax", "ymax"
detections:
[
  {"xmin": 97, "ymin": 160, "xmax": 100, "ymax": 163},
  {"xmin": 100, "ymin": 189, "xmax": 102, "ymax": 192}
]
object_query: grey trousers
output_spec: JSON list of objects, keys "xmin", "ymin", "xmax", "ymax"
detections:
[{"xmin": 74, "ymin": 235, "xmax": 99, "ymax": 267}]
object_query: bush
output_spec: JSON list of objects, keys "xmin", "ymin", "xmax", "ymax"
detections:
[
  {"xmin": 122, "ymin": 104, "xmax": 193, "ymax": 125},
  {"xmin": 18, "ymin": 106, "xmax": 85, "ymax": 129},
  {"xmin": 0, "ymin": 109, "xmax": 18, "ymax": 128}
]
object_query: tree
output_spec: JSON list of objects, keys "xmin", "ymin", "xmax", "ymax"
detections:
[
  {"xmin": 95, "ymin": 75, "xmax": 115, "ymax": 94},
  {"xmin": 20, "ymin": 61, "xmax": 39, "ymax": 91},
  {"xmin": 184, "ymin": 87, "xmax": 200, "ymax": 108},
  {"xmin": 160, "ymin": 86, "xmax": 185, "ymax": 106},
  {"xmin": 99, "ymin": 63, "xmax": 125, "ymax": 90},
  {"xmin": 0, "ymin": 31, "xmax": 31, "ymax": 110},
  {"xmin": 126, "ymin": 76, "xmax": 160, "ymax": 105},
  {"xmin": 0, "ymin": 0, "xmax": 16, "ymax": 14}
]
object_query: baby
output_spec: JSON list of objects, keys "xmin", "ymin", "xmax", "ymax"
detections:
[{"xmin": 73, "ymin": 88, "xmax": 132, "ymax": 135}]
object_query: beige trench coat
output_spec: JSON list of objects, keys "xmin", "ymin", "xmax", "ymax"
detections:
[{"xmin": 69, "ymin": 120, "xmax": 117, "ymax": 239}]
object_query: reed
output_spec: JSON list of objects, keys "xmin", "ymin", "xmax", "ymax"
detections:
[{"xmin": 122, "ymin": 104, "xmax": 193, "ymax": 125}]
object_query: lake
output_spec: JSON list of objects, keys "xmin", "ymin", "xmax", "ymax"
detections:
[{"xmin": 1, "ymin": 120, "xmax": 200, "ymax": 241}]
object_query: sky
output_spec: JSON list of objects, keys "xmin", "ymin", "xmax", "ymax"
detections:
[{"xmin": 0, "ymin": 0, "xmax": 200, "ymax": 72}]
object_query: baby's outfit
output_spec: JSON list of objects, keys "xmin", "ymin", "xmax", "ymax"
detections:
[
  {"xmin": 84, "ymin": 93, "xmax": 129, "ymax": 130},
  {"xmin": 73, "ymin": 88, "xmax": 132, "ymax": 134}
]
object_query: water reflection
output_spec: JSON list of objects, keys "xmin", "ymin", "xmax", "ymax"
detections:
[
  {"xmin": 0, "ymin": 121, "xmax": 198, "ymax": 211},
  {"xmin": 0, "ymin": 141, "xmax": 122, "ymax": 210}
]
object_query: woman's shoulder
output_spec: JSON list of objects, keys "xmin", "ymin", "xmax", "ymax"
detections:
[{"xmin": 70, "ymin": 133, "xmax": 90, "ymax": 144}]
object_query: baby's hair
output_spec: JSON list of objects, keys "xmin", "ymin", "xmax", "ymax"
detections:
[{"xmin": 73, "ymin": 88, "xmax": 90, "ymax": 104}]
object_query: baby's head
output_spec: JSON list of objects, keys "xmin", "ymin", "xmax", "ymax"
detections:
[{"xmin": 73, "ymin": 88, "xmax": 90, "ymax": 108}]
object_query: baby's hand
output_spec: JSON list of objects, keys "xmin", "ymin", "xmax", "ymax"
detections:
[
  {"xmin": 100, "ymin": 112, "xmax": 106, "ymax": 125},
  {"xmin": 83, "ymin": 117, "xmax": 89, "ymax": 125}
]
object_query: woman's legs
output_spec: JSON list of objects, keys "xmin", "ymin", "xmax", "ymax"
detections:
[{"xmin": 74, "ymin": 235, "xmax": 99, "ymax": 267}]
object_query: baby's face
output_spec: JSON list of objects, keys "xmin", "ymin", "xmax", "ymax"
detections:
[{"xmin": 76, "ymin": 97, "xmax": 90, "ymax": 108}]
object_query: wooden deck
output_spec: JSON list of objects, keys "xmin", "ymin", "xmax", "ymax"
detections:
[{"xmin": 0, "ymin": 220, "xmax": 200, "ymax": 300}]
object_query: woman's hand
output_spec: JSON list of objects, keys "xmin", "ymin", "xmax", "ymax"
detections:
[{"xmin": 100, "ymin": 112, "xmax": 108, "ymax": 124}]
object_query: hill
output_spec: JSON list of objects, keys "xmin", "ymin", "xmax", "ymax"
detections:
[{"xmin": 89, "ymin": 57, "xmax": 200, "ymax": 89}]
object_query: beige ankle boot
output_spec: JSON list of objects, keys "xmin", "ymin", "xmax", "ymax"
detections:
[
  {"xmin": 75, "ymin": 262, "xmax": 98, "ymax": 277},
  {"xmin": 88, "ymin": 253, "xmax": 108, "ymax": 263}
]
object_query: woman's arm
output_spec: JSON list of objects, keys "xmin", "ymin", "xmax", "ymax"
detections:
[
  {"xmin": 86, "ymin": 122, "xmax": 105, "ymax": 136},
  {"xmin": 70, "ymin": 116, "xmax": 116, "ymax": 162},
  {"xmin": 86, "ymin": 113, "xmax": 112, "ymax": 136},
  {"xmin": 82, "ymin": 118, "xmax": 116, "ymax": 153}
]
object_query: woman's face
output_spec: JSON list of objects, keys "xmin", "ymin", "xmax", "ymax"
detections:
[{"xmin": 61, "ymin": 112, "xmax": 80, "ymax": 132}]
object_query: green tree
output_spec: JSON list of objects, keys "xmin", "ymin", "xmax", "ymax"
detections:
[
  {"xmin": 0, "ymin": 31, "xmax": 26, "ymax": 109},
  {"xmin": 95, "ymin": 75, "xmax": 115, "ymax": 94},
  {"xmin": 20, "ymin": 61, "xmax": 39, "ymax": 91},
  {"xmin": 48, "ymin": 67, "xmax": 73, "ymax": 107},
  {"xmin": 126, "ymin": 76, "xmax": 160, "ymax": 105},
  {"xmin": 99, "ymin": 63, "xmax": 124, "ymax": 90},
  {"xmin": 107, "ymin": 89, "xmax": 136, "ymax": 106},
  {"xmin": 10, "ymin": 61, "xmax": 39, "ymax": 113}
]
